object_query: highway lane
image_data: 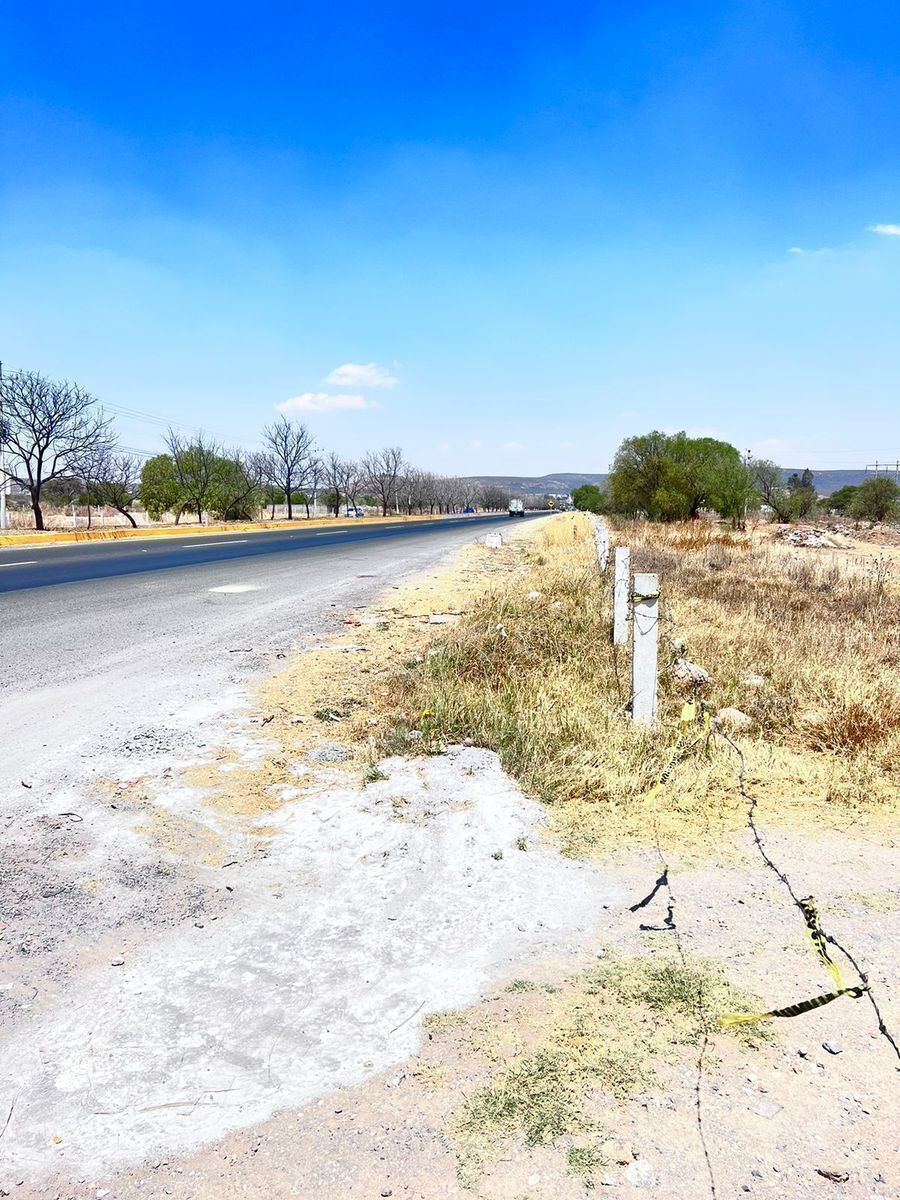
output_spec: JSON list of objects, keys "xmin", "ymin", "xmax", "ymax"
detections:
[{"xmin": 0, "ymin": 512, "xmax": 540, "ymax": 592}]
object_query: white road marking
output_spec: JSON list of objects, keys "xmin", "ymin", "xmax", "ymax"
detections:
[
  {"xmin": 315, "ymin": 531, "xmax": 349, "ymax": 536},
  {"xmin": 0, "ymin": 560, "xmax": 38, "ymax": 567},
  {"xmin": 183, "ymin": 540, "xmax": 249, "ymax": 548},
  {"xmin": 208, "ymin": 584, "xmax": 261, "ymax": 594}
]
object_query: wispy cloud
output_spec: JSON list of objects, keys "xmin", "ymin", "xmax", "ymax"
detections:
[
  {"xmin": 502, "ymin": 440, "xmax": 525, "ymax": 452},
  {"xmin": 869, "ymin": 223, "xmax": 900, "ymax": 237},
  {"xmin": 323, "ymin": 362, "xmax": 398, "ymax": 389},
  {"xmin": 787, "ymin": 246, "xmax": 832, "ymax": 256},
  {"xmin": 275, "ymin": 392, "xmax": 377, "ymax": 413}
]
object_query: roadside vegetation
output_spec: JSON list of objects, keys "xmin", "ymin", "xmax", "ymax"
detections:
[
  {"xmin": 448, "ymin": 953, "xmax": 766, "ymax": 1185},
  {"xmin": 570, "ymin": 428, "xmax": 900, "ymax": 528},
  {"xmin": 380, "ymin": 512, "xmax": 900, "ymax": 855}
]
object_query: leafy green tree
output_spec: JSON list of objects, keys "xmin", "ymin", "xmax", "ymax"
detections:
[
  {"xmin": 826, "ymin": 485, "xmax": 859, "ymax": 514},
  {"xmin": 571, "ymin": 483, "xmax": 607, "ymax": 514},
  {"xmin": 750, "ymin": 458, "xmax": 793, "ymax": 522},
  {"xmin": 786, "ymin": 467, "xmax": 816, "ymax": 518},
  {"xmin": 849, "ymin": 476, "xmax": 899, "ymax": 522},
  {"xmin": 139, "ymin": 454, "xmax": 185, "ymax": 521},
  {"xmin": 707, "ymin": 456, "xmax": 756, "ymax": 528},
  {"xmin": 608, "ymin": 431, "xmax": 742, "ymax": 521}
]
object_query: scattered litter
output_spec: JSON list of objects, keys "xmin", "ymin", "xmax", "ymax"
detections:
[
  {"xmin": 780, "ymin": 526, "xmax": 836, "ymax": 548},
  {"xmin": 20, "ymin": 781, "xmax": 31, "ymax": 789},
  {"xmin": 110, "ymin": 959, "xmax": 125, "ymax": 967},
  {"xmin": 427, "ymin": 613, "xmax": 459, "ymax": 624}
]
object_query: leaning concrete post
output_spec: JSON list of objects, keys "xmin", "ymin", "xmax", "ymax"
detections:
[
  {"xmin": 613, "ymin": 547, "xmax": 631, "ymax": 646},
  {"xmin": 631, "ymin": 572, "xmax": 659, "ymax": 725},
  {"xmin": 593, "ymin": 519, "xmax": 609, "ymax": 570}
]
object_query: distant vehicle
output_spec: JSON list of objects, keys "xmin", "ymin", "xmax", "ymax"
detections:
[
  {"xmin": 344, "ymin": 506, "xmax": 365, "ymax": 517},
  {"xmin": 508, "ymin": 498, "xmax": 525, "ymax": 517},
  {"xmin": 464, "ymin": 505, "xmax": 475, "ymax": 513}
]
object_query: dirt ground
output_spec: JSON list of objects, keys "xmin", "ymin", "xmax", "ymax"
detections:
[{"xmin": 3, "ymin": 519, "xmax": 898, "ymax": 1200}]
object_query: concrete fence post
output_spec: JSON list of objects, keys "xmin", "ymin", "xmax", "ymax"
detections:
[
  {"xmin": 593, "ymin": 518, "xmax": 609, "ymax": 570},
  {"xmin": 631, "ymin": 571, "xmax": 659, "ymax": 725},
  {"xmin": 613, "ymin": 546, "xmax": 631, "ymax": 646}
]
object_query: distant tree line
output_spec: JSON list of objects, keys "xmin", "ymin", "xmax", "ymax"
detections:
[
  {"xmin": 0, "ymin": 368, "xmax": 513, "ymax": 529},
  {"xmin": 571, "ymin": 431, "xmax": 899, "ymax": 526}
]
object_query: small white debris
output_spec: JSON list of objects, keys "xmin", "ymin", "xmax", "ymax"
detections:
[{"xmin": 482, "ymin": 532, "xmax": 503, "ymax": 549}]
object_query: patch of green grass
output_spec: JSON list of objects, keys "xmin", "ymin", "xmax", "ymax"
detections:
[
  {"xmin": 423, "ymin": 1010, "xmax": 466, "ymax": 1037},
  {"xmin": 362, "ymin": 764, "xmax": 388, "ymax": 785},
  {"xmin": 313, "ymin": 706, "xmax": 348, "ymax": 722},
  {"xmin": 566, "ymin": 1144, "xmax": 605, "ymax": 1185},
  {"xmin": 451, "ymin": 952, "xmax": 768, "ymax": 1184}
]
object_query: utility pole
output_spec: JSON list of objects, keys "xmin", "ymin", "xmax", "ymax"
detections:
[{"xmin": 0, "ymin": 360, "xmax": 8, "ymax": 530}]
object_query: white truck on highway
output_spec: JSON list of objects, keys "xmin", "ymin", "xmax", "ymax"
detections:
[{"xmin": 508, "ymin": 498, "xmax": 525, "ymax": 517}]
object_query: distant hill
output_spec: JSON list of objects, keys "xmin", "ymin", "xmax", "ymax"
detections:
[
  {"xmin": 781, "ymin": 469, "xmax": 895, "ymax": 495},
  {"xmin": 468, "ymin": 468, "xmax": 890, "ymax": 498},
  {"xmin": 468, "ymin": 472, "xmax": 607, "ymax": 496}
]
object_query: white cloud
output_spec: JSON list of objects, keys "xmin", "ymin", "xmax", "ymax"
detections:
[
  {"xmin": 787, "ymin": 246, "xmax": 832, "ymax": 256},
  {"xmin": 275, "ymin": 392, "xmax": 377, "ymax": 414},
  {"xmin": 502, "ymin": 440, "xmax": 525, "ymax": 452},
  {"xmin": 469, "ymin": 438, "xmax": 484, "ymax": 450},
  {"xmin": 869, "ymin": 223, "xmax": 900, "ymax": 237},
  {"xmin": 323, "ymin": 362, "xmax": 398, "ymax": 389}
]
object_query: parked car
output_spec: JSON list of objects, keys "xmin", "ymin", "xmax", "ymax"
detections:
[
  {"xmin": 464, "ymin": 505, "xmax": 475, "ymax": 513},
  {"xmin": 344, "ymin": 506, "xmax": 365, "ymax": 518}
]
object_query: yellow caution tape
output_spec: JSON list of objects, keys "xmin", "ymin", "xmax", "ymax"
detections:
[
  {"xmin": 641, "ymin": 701, "xmax": 711, "ymax": 804},
  {"xmin": 718, "ymin": 893, "xmax": 867, "ymax": 1027},
  {"xmin": 719, "ymin": 985, "xmax": 867, "ymax": 1028}
]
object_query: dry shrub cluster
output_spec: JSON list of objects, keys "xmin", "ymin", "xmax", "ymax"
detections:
[{"xmin": 381, "ymin": 514, "xmax": 900, "ymax": 854}]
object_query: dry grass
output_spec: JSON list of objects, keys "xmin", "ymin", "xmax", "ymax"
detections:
[
  {"xmin": 449, "ymin": 952, "xmax": 765, "ymax": 1183},
  {"xmin": 378, "ymin": 514, "xmax": 900, "ymax": 855}
]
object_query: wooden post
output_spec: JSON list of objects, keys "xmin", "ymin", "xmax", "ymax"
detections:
[
  {"xmin": 594, "ymin": 519, "xmax": 609, "ymax": 570},
  {"xmin": 613, "ymin": 546, "xmax": 631, "ymax": 646},
  {"xmin": 631, "ymin": 572, "xmax": 659, "ymax": 725}
]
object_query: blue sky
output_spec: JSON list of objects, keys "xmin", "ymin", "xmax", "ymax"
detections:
[{"xmin": 2, "ymin": 1, "xmax": 899, "ymax": 474}]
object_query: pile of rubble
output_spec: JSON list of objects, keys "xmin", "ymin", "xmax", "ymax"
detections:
[{"xmin": 779, "ymin": 526, "xmax": 836, "ymax": 548}]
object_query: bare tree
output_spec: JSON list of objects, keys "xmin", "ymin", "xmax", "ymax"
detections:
[
  {"xmin": 479, "ymin": 484, "xmax": 509, "ymax": 512},
  {"xmin": 319, "ymin": 453, "xmax": 365, "ymax": 516},
  {"xmin": 261, "ymin": 416, "xmax": 316, "ymax": 520},
  {"xmin": 83, "ymin": 451, "xmax": 142, "ymax": 527},
  {"xmin": 164, "ymin": 430, "xmax": 221, "ymax": 523},
  {"xmin": 362, "ymin": 446, "xmax": 405, "ymax": 517},
  {"xmin": 305, "ymin": 454, "xmax": 322, "ymax": 518},
  {"xmin": 0, "ymin": 369, "xmax": 114, "ymax": 529}
]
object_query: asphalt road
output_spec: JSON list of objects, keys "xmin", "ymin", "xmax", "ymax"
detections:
[
  {"xmin": 1, "ymin": 512, "xmax": 545, "ymax": 787},
  {"xmin": 0, "ymin": 512, "xmax": 539, "ymax": 592}
]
